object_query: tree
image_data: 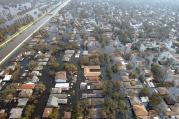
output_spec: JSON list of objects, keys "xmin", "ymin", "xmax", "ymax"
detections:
[
  {"xmin": 104, "ymin": 98, "xmax": 116, "ymax": 119},
  {"xmin": 113, "ymin": 80, "xmax": 121, "ymax": 91},
  {"xmin": 139, "ymin": 74, "xmax": 145, "ymax": 83},
  {"xmin": 64, "ymin": 63, "xmax": 77, "ymax": 74},
  {"xmin": 24, "ymin": 104, "xmax": 35, "ymax": 118},
  {"xmin": 12, "ymin": 64, "xmax": 21, "ymax": 80},
  {"xmin": 126, "ymin": 64, "xmax": 132, "ymax": 70},
  {"xmin": 65, "ymin": 42, "xmax": 79, "ymax": 50},
  {"xmin": 0, "ymin": 83, "xmax": 19, "ymax": 100},
  {"xmin": 72, "ymin": 103, "xmax": 82, "ymax": 119},
  {"xmin": 102, "ymin": 81, "xmax": 113, "ymax": 96},
  {"xmin": 99, "ymin": 53, "xmax": 111, "ymax": 65},
  {"xmin": 78, "ymin": 99, "xmax": 91, "ymax": 119},
  {"xmin": 34, "ymin": 44, "xmax": 48, "ymax": 52},
  {"xmin": 106, "ymin": 67, "xmax": 113, "ymax": 79},
  {"xmin": 139, "ymin": 88, "xmax": 150, "ymax": 97},
  {"xmin": 80, "ymin": 56, "xmax": 89, "ymax": 65},
  {"xmin": 111, "ymin": 64, "xmax": 119, "ymax": 73},
  {"xmin": 112, "ymin": 92, "xmax": 123, "ymax": 101},
  {"xmin": 149, "ymin": 94, "xmax": 161, "ymax": 106},
  {"xmin": 49, "ymin": 108, "xmax": 59, "ymax": 119},
  {"xmin": 48, "ymin": 56, "xmax": 60, "ymax": 70},
  {"xmin": 35, "ymin": 82, "xmax": 46, "ymax": 94},
  {"xmin": 90, "ymin": 55, "xmax": 100, "ymax": 65},
  {"xmin": 118, "ymin": 100, "xmax": 128, "ymax": 119},
  {"xmin": 151, "ymin": 64, "xmax": 165, "ymax": 82},
  {"xmin": 129, "ymin": 71, "xmax": 137, "ymax": 79},
  {"xmin": 28, "ymin": 60, "xmax": 37, "ymax": 70},
  {"xmin": 51, "ymin": 47, "xmax": 59, "ymax": 55}
]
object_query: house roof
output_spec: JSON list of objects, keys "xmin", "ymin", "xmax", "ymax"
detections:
[
  {"xmin": 63, "ymin": 112, "xmax": 71, "ymax": 119},
  {"xmin": 49, "ymin": 94, "xmax": 68, "ymax": 99},
  {"xmin": 51, "ymin": 88, "xmax": 62, "ymax": 94},
  {"xmin": 17, "ymin": 98, "xmax": 29, "ymax": 107},
  {"xmin": 65, "ymin": 50, "xmax": 75, "ymax": 54},
  {"xmin": 55, "ymin": 71, "xmax": 67, "ymax": 81},
  {"xmin": 133, "ymin": 104, "xmax": 148, "ymax": 116},
  {"xmin": 140, "ymin": 97, "xmax": 149, "ymax": 103},
  {"xmin": 20, "ymin": 83, "xmax": 35, "ymax": 89},
  {"xmin": 55, "ymin": 83, "xmax": 69, "ymax": 89},
  {"xmin": 164, "ymin": 95, "xmax": 176, "ymax": 105},
  {"xmin": 47, "ymin": 96, "xmax": 59, "ymax": 107},
  {"xmin": 122, "ymin": 76, "xmax": 130, "ymax": 82},
  {"xmin": 42, "ymin": 108, "xmax": 53, "ymax": 118},
  {"xmin": 129, "ymin": 96, "xmax": 142, "ymax": 105},
  {"xmin": 170, "ymin": 103, "xmax": 179, "ymax": 115},
  {"xmin": 3, "ymin": 75, "xmax": 12, "ymax": 81},
  {"xmin": 19, "ymin": 89, "xmax": 33, "ymax": 98},
  {"xmin": 58, "ymin": 99, "xmax": 68, "ymax": 104},
  {"xmin": 9, "ymin": 108, "xmax": 23, "ymax": 119},
  {"xmin": 82, "ymin": 65, "xmax": 101, "ymax": 77},
  {"xmin": 157, "ymin": 87, "xmax": 169, "ymax": 95}
]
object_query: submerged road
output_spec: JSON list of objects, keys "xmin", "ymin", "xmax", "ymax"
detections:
[{"xmin": 0, "ymin": 0, "xmax": 71, "ymax": 65}]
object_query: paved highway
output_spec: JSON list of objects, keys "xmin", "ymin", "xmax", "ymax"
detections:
[{"xmin": 0, "ymin": 0, "xmax": 71, "ymax": 65}]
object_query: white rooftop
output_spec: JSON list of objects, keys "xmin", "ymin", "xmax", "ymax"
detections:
[
  {"xmin": 55, "ymin": 83, "xmax": 69, "ymax": 88},
  {"xmin": 3, "ymin": 75, "xmax": 12, "ymax": 81}
]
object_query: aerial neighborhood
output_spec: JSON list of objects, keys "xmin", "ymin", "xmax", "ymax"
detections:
[{"xmin": 0, "ymin": 0, "xmax": 179, "ymax": 119}]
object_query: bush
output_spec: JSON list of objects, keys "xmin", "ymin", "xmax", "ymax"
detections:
[
  {"xmin": 80, "ymin": 56, "xmax": 89, "ymax": 65},
  {"xmin": 139, "ymin": 88, "xmax": 150, "ymax": 97},
  {"xmin": 149, "ymin": 94, "xmax": 161, "ymax": 106},
  {"xmin": 126, "ymin": 64, "xmax": 132, "ymax": 70},
  {"xmin": 49, "ymin": 56, "xmax": 60, "ymax": 70},
  {"xmin": 111, "ymin": 64, "xmax": 119, "ymax": 73},
  {"xmin": 151, "ymin": 64, "xmax": 165, "ymax": 82},
  {"xmin": 106, "ymin": 67, "xmax": 113, "ymax": 79},
  {"xmin": 129, "ymin": 71, "xmax": 137, "ymax": 79}
]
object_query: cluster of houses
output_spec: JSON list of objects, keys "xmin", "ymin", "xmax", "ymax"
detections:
[
  {"xmin": 42, "ymin": 71, "xmax": 72, "ymax": 118},
  {"xmin": 0, "ymin": 33, "xmax": 53, "ymax": 118},
  {"xmin": 63, "ymin": 50, "xmax": 80, "ymax": 62},
  {"xmin": 1, "ymin": 0, "xmax": 179, "ymax": 118},
  {"xmin": 80, "ymin": 65, "xmax": 106, "ymax": 118}
]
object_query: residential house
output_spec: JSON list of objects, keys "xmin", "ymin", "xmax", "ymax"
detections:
[
  {"xmin": 140, "ymin": 41, "xmax": 159, "ymax": 52},
  {"xmin": 63, "ymin": 50, "xmax": 75, "ymax": 62},
  {"xmin": 63, "ymin": 112, "xmax": 71, "ymax": 119},
  {"xmin": 157, "ymin": 87, "xmax": 169, "ymax": 95},
  {"xmin": 47, "ymin": 96, "xmax": 59, "ymax": 108},
  {"xmin": 42, "ymin": 108, "xmax": 53, "ymax": 118},
  {"xmin": 28, "ymin": 75, "xmax": 39, "ymax": 83},
  {"xmin": 82, "ymin": 50, "xmax": 88, "ymax": 56},
  {"xmin": 164, "ymin": 95, "xmax": 176, "ymax": 105},
  {"xmin": 58, "ymin": 99, "xmax": 68, "ymax": 104},
  {"xmin": 80, "ymin": 82, "xmax": 87, "ymax": 90},
  {"xmin": 31, "ymin": 71, "xmax": 42, "ymax": 76},
  {"xmin": 9, "ymin": 108, "xmax": 23, "ymax": 119},
  {"xmin": 19, "ymin": 89, "xmax": 33, "ymax": 98},
  {"xmin": 169, "ymin": 87, "xmax": 179, "ymax": 103},
  {"xmin": 82, "ymin": 90, "xmax": 104, "ymax": 98},
  {"xmin": 166, "ymin": 103, "xmax": 179, "ymax": 118},
  {"xmin": 82, "ymin": 65, "xmax": 101, "ymax": 81},
  {"xmin": 2, "ymin": 75, "xmax": 12, "ymax": 82},
  {"xmin": 51, "ymin": 88, "xmax": 62, "ymax": 94},
  {"xmin": 20, "ymin": 83, "xmax": 36, "ymax": 90},
  {"xmin": 133, "ymin": 104, "xmax": 149, "ymax": 119},
  {"xmin": 55, "ymin": 71, "xmax": 67, "ymax": 83},
  {"xmin": 17, "ymin": 98, "xmax": 29, "ymax": 107},
  {"xmin": 55, "ymin": 83, "xmax": 70, "ymax": 91}
]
